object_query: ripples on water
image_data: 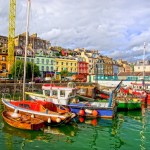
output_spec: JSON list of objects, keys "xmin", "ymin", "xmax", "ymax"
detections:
[{"xmin": 0, "ymin": 102, "xmax": 150, "ymax": 150}]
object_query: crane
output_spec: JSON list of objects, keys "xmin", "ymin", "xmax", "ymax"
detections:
[{"xmin": 8, "ymin": 0, "xmax": 16, "ymax": 73}]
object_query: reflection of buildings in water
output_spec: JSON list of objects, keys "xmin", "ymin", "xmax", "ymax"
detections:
[{"xmin": 140, "ymin": 109, "xmax": 150, "ymax": 150}]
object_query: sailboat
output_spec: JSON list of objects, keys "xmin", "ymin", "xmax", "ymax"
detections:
[{"xmin": 2, "ymin": 0, "xmax": 76, "ymax": 125}]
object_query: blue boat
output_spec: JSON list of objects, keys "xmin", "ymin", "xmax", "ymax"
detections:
[{"xmin": 68, "ymin": 92, "xmax": 117, "ymax": 119}]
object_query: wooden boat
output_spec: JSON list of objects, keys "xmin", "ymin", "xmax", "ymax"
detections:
[
  {"xmin": 76, "ymin": 85, "xmax": 97, "ymax": 99},
  {"xmin": 2, "ymin": 110, "xmax": 44, "ymax": 130},
  {"xmin": 2, "ymin": 99, "xmax": 76, "ymax": 125},
  {"xmin": 76, "ymin": 84, "xmax": 110, "ymax": 100}
]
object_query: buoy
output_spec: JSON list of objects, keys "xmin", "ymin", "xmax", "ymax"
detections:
[
  {"xmin": 48, "ymin": 118, "xmax": 51, "ymax": 123},
  {"xmin": 92, "ymin": 110, "xmax": 98, "ymax": 117},
  {"xmin": 91, "ymin": 119, "xmax": 98, "ymax": 126},
  {"xmin": 79, "ymin": 117, "xmax": 84, "ymax": 123},
  {"xmin": 31, "ymin": 114, "xmax": 34, "ymax": 118},
  {"xmin": 78, "ymin": 109, "xmax": 85, "ymax": 116},
  {"xmin": 56, "ymin": 117, "xmax": 61, "ymax": 123}
]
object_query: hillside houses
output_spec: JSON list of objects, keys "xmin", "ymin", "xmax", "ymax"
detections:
[{"xmin": 0, "ymin": 33, "xmax": 150, "ymax": 82}]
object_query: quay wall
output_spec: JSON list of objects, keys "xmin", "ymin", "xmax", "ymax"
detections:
[{"xmin": 97, "ymin": 80, "xmax": 150, "ymax": 87}]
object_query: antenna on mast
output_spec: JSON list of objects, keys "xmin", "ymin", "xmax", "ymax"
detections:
[{"xmin": 142, "ymin": 42, "xmax": 146, "ymax": 89}]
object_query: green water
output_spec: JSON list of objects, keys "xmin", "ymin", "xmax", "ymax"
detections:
[{"xmin": 0, "ymin": 102, "xmax": 150, "ymax": 150}]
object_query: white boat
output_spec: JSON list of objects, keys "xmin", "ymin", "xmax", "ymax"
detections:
[{"xmin": 25, "ymin": 82, "xmax": 78, "ymax": 105}]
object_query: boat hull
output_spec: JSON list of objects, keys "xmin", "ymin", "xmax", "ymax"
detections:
[
  {"xmin": 117, "ymin": 101, "xmax": 141, "ymax": 110},
  {"xmin": 2, "ymin": 99, "xmax": 76, "ymax": 125},
  {"xmin": 68, "ymin": 103, "xmax": 117, "ymax": 119},
  {"xmin": 2, "ymin": 111, "xmax": 44, "ymax": 130}
]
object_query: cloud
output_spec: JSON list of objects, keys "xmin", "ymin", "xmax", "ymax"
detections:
[{"xmin": 1, "ymin": 0, "xmax": 150, "ymax": 62}]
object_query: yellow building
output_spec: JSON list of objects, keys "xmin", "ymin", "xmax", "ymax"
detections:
[
  {"xmin": 0, "ymin": 35, "xmax": 8, "ymax": 77},
  {"xmin": 55, "ymin": 57, "xmax": 77, "ymax": 79}
]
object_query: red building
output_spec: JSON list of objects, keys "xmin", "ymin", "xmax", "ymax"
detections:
[
  {"xmin": 78, "ymin": 61, "xmax": 88, "ymax": 75},
  {"xmin": 75, "ymin": 60, "xmax": 88, "ymax": 82}
]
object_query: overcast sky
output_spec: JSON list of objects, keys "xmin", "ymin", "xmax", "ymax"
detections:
[{"xmin": 1, "ymin": 0, "xmax": 150, "ymax": 62}]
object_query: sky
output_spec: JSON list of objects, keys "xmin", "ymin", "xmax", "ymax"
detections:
[{"xmin": 1, "ymin": 0, "xmax": 150, "ymax": 62}]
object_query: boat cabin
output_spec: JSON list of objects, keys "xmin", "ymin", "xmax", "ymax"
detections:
[{"xmin": 42, "ymin": 83, "xmax": 77, "ymax": 105}]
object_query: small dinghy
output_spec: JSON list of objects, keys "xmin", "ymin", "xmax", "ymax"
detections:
[{"xmin": 2, "ymin": 110, "xmax": 45, "ymax": 130}]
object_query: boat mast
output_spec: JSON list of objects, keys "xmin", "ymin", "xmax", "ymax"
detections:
[
  {"xmin": 142, "ymin": 42, "xmax": 146, "ymax": 89},
  {"xmin": 23, "ymin": 0, "xmax": 31, "ymax": 100}
]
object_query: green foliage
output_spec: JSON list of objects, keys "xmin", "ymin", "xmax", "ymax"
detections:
[
  {"xmin": 60, "ymin": 70, "xmax": 69, "ymax": 78},
  {"xmin": 10, "ymin": 60, "xmax": 24, "ymax": 79},
  {"xmin": 10, "ymin": 60, "xmax": 40, "ymax": 79}
]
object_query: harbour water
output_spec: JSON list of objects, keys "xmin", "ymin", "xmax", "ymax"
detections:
[{"xmin": 0, "ymin": 102, "xmax": 150, "ymax": 150}]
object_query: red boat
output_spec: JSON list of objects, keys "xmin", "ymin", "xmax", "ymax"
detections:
[{"xmin": 2, "ymin": 99, "xmax": 76, "ymax": 125}]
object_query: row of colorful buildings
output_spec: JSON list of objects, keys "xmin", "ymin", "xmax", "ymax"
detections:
[{"xmin": 0, "ymin": 33, "xmax": 150, "ymax": 82}]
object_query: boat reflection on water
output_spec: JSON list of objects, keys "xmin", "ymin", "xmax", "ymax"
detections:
[
  {"xmin": 2, "ymin": 122, "xmax": 44, "ymax": 140},
  {"xmin": 43, "ymin": 123, "xmax": 78, "ymax": 137},
  {"xmin": 2, "ymin": 121, "xmax": 78, "ymax": 140},
  {"xmin": 117, "ymin": 110, "xmax": 142, "ymax": 121},
  {"xmin": 76, "ymin": 116, "xmax": 113, "ymax": 127}
]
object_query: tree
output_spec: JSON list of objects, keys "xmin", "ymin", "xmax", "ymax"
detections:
[
  {"xmin": 10, "ymin": 60, "xmax": 40, "ymax": 80},
  {"xmin": 60, "ymin": 70, "xmax": 69, "ymax": 78}
]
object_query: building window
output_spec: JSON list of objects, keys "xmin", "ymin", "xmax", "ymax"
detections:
[
  {"xmin": 31, "ymin": 58, "xmax": 34, "ymax": 63},
  {"xmin": 41, "ymin": 66, "xmax": 44, "ymax": 71},
  {"xmin": 46, "ymin": 59, "xmax": 49, "ymax": 64},
  {"xmin": 2, "ymin": 56, "xmax": 6, "ymax": 61},
  {"xmin": 42, "ymin": 59, "xmax": 44, "ymax": 64},
  {"xmin": 46, "ymin": 66, "xmax": 49, "ymax": 71},
  {"xmin": 37, "ymin": 58, "xmax": 39, "ymax": 64},
  {"xmin": 2, "ymin": 63, "xmax": 6, "ymax": 70}
]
